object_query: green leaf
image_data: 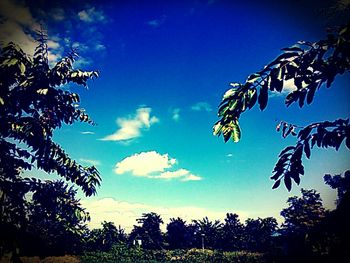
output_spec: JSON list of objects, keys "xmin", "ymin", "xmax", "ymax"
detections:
[
  {"xmin": 291, "ymin": 172, "xmax": 300, "ymax": 185},
  {"xmin": 8, "ymin": 58, "xmax": 18, "ymax": 66},
  {"xmin": 285, "ymin": 90, "xmax": 299, "ymax": 107},
  {"xmin": 272, "ymin": 179, "xmax": 281, "ymax": 189},
  {"xmin": 231, "ymin": 120, "xmax": 241, "ymax": 143},
  {"xmin": 223, "ymin": 129, "xmax": 231, "ymax": 143},
  {"xmin": 298, "ymin": 89, "xmax": 307, "ymax": 108},
  {"xmin": 304, "ymin": 140, "xmax": 311, "ymax": 159},
  {"xmin": 246, "ymin": 88, "xmax": 257, "ymax": 109},
  {"xmin": 306, "ymin": 82, "xmax": 317, "ymax": 105},
  {"xmin": 258, "ymin": 82, "xmax": 268, "ymax": 110},
  {"xmin": 247, "ymin": 73, "xmax": 260, "ymax": 83},
  {"xmin": 19, "ymin": 62, "xmax": 26, "ymax": 75},
  {"xmin": 223, "ymin": 88, "xmax": 237, "ymax": 100},
  {"xmin": 284, "ymin": 174, "xmax": 292, "ymax": 191},
  {"xmin": 279, "ymin": 146, "xmax": 295, "ymax": 157},
  {"xmin": 213, "ymin": 122, "xmax": 222, "ymax": 136}
]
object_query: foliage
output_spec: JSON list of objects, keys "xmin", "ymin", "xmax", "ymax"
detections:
[
  {"xmin": 244, "ymin": 217, "xmax": 278, "ymax": 252},
  {"xmin": 273, "ymin": 187, "xmax": 350, "ymax": 262},
  {"xmin": 221, "ymin": 213, "xmax": 245, "ymax": 251},
  {"xmin": 213, "ymin": 22, "xmax": 350, "ymax": 190},
  {"xmin": 193, "ymin": 216, "xmax": 223, "ymax": 249},
  {"xmin": 166, "ymin": 217, "xmax": 190, "ymax": 249},
  {"xmin": 272, "ymin": 119, "xmax": 350, "ymax": 191},
  {"xmin": 129, "ymin": 212, "xmax": 164, "ymax": 250},
  {"xmin": 85, "ymin": 221, "xmax": 127, "ymax": 252},
  {"xmin": 281, "ymin": 189, "xmax": 326, "ymax": 235},
  {"xmin": 80, "ymin": 245, "xmax": 267, "ymax": 263},
  {"xmin": 324, "ymin": 170, "xmax": 350, "ymax": 205},
  {"xmin": 0, "ymin": 34, "xmax": 100, "ymax": 259},
  {"xmin": 25, "ymin": 180, "xmax": 90, "ymax": 255}
]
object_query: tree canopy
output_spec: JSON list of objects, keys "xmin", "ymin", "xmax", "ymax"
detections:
[
  {"xmin": 280, "ymin": 188, "xmax": 326, "ymax": 235},
  {"xmin": 213, "ymin": 23, "xmax": 350, "ymax": 190},
  {"xmin": 0, "ymin": 33, "xmax": 101, "ymax": 258}
]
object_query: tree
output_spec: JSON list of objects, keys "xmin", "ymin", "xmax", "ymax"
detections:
[
  {"xmin": 86, "ymin": 221, "xmax": 127, "ymax": 252},
  {"xmin": 166, "ymin": 217, "xmax": 189, "ymax": 249},
  {"xmin": 129, "ymin": 212, "xmax": 164, "ymax": 250},
  {"xmin": 324, "ymin": 170, "xmax": 350, "ymax": 205},
  {"xmin": 213, "ymin": 22, "xmax": 350, "ymax": 191},
  {"xmin": 25, "ymin": 180, "xmax": 90, "ymax": 256},
  {"xmin": 221, "ymin": 213, "xmax": 245, "ymax": 251},
  {"xmin": 193, "ymin": 217, "xmax": 223, "ymax": 250},
  {"xmin": 0, "ymin": 33, "xmax": 101, "ymax": 259},
  {"xmin": 281, "ymin": 189, "xmax": 326, "ymax": 236},
  {"xmin": 244, "ymin": 217, "xmax": 278, "ymax": 252},
  {"xmin": 303, "ymin": 191, "xmax": 350, "ymax": 262}
]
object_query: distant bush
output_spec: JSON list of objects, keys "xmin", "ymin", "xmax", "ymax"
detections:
[{"xmin": 80, "ymin": 244, "xmax": 266, "ymax": 263}]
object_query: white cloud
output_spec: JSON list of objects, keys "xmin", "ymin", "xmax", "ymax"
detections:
[
  {"xmin": 0, "ymin": 0, "xmax": 39, "ymax": 29},
  {"xmin": 115, "ymin": 151, "xmax": 176, "ymax": 176},
  {"xmin": 73, "ymin": 56, "xmax": 92, "ymax": 67},
  {"xmin": 0, "ymin": 0, "xmax": 39, "ymax": 55},
  {"xmin": 0, "ymin": 21, "xmax": 36, "ymax": 55},
  {"xmin": 79, "ymin": 158, "xmax": 101, "ymax": 167},
  {"xmin": 155, "ymin": 169, "xmax": 189, "ymax": 179},
  {"xmin": 72, "ymin": 41, "xmax": 89, "ymax": 52},
  {"xmin": 50, "ymin": 8, "xmax": 65, "ymax": 21},
  {"xmin": 81, "ymin": 131, "xmax": 95, "ymax": 135},
  {"xmin": 48, "ymin": 51, "xmax": 61, "ymax": 64},
  {"xmin": 0, "ymin": 0, "xmax": 63, "ymax": 64},
  {"xmin": 191, "ymin": 102, "xmax": 212, "ymax": 112},
  {"xmin": 81, "ymin": 197, "xmax": 249, "ymax": 232},
  {"xmin": 101, "ymin": 107, "xmax": 159, "ymax": 142},
  {"xmin": 270, "ymin": 78, "xmax": 298, "ymax": 97},
  {"xmin": 284, "ymin": 79, "xmax": 298, "ymax": 92},
  {"xmin": 153, "ymin": 169, "xmax": 202, "ymax": 181},
  {"xmin": 78, "ymin": 7, "xmax": 106, "ymax": 23},
  {"xmin": 147, "ymin": 15, "xmax": 166, "ymax": 28},
  {"xmin": 95, "ymin": 43, "xmax": 106, "ymax": 51},
  {"xmin": 181, "ymin": 174, "xmax": 202, "ymax": 182},
  {"xmin": 281, "ymin": 79, "xmax": 297, "ymax": 93},
  {"xmin": 172, "ymin": 108, "xmax": 180, "ymax": 122},
  {"xmin": 47, "ymin": 40, "xmax": 60, "ymax": 49},
  {"xmin": 114, "ymin": 151, "xmax": 202, "ymax": 181}
]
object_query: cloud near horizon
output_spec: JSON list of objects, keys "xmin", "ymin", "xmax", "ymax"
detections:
[
  {"xmin": 81, "ymin": 197, "xmax": 249, "ymax": 232},
  {"xmin": 114, "ymin": 151, "xmax": 202, "ymax": 181},
  {"xmin": 191, "ymin": 102, "xmax": 212, "ymax": 112},
  {"xmin": 101, "ymin": 107, "xmax": 159, "ymax": 142}
]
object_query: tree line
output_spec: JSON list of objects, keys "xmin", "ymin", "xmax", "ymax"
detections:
[{"xmin": 6, "ymin": 177, "xmax": 349, "ymax": 262}]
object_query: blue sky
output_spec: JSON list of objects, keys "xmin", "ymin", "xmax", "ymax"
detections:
[{"xmin": 1, "ymin": 0, "xmax": 349, "ymax": 231}]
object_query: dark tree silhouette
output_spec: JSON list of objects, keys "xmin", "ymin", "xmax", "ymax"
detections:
[
  {"xmin": 244, "ymin": 217, "xmax": 278, "ymax": 252},
  {"xmin": 130, "ymin": 212, "xmax": 164, "ymax": 250},
  {"xmin": 221, "ymin": 213, "xmax": 245, "ymax": 251},
  {"xmin": 324, "ymin": 170, "xmax": 350, "ymax": 205},
  {"xmin": 193, "ymin": 217, "xmax": 223, "ymax": 250},
  {"xmin": 86, "ymin": 221, "xmax": 126, "ymax": 252},
  {"xmin": 0, "ymin": 33, "xmax": 101, "ymax": 260},
  {"xmin": 166, "ymin": 217, "xmax": 189, "ymax": 249},
  {"xmin": 281, "ymin": 189, "xmax": 326, "ymax": 236},
  {"xmin": 213, "ymin": 22, "xmax": 350, "ymax": 191},
  {"xmin": 24, "ymin": 180, "xmax": 90, "ymax": 256}
]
